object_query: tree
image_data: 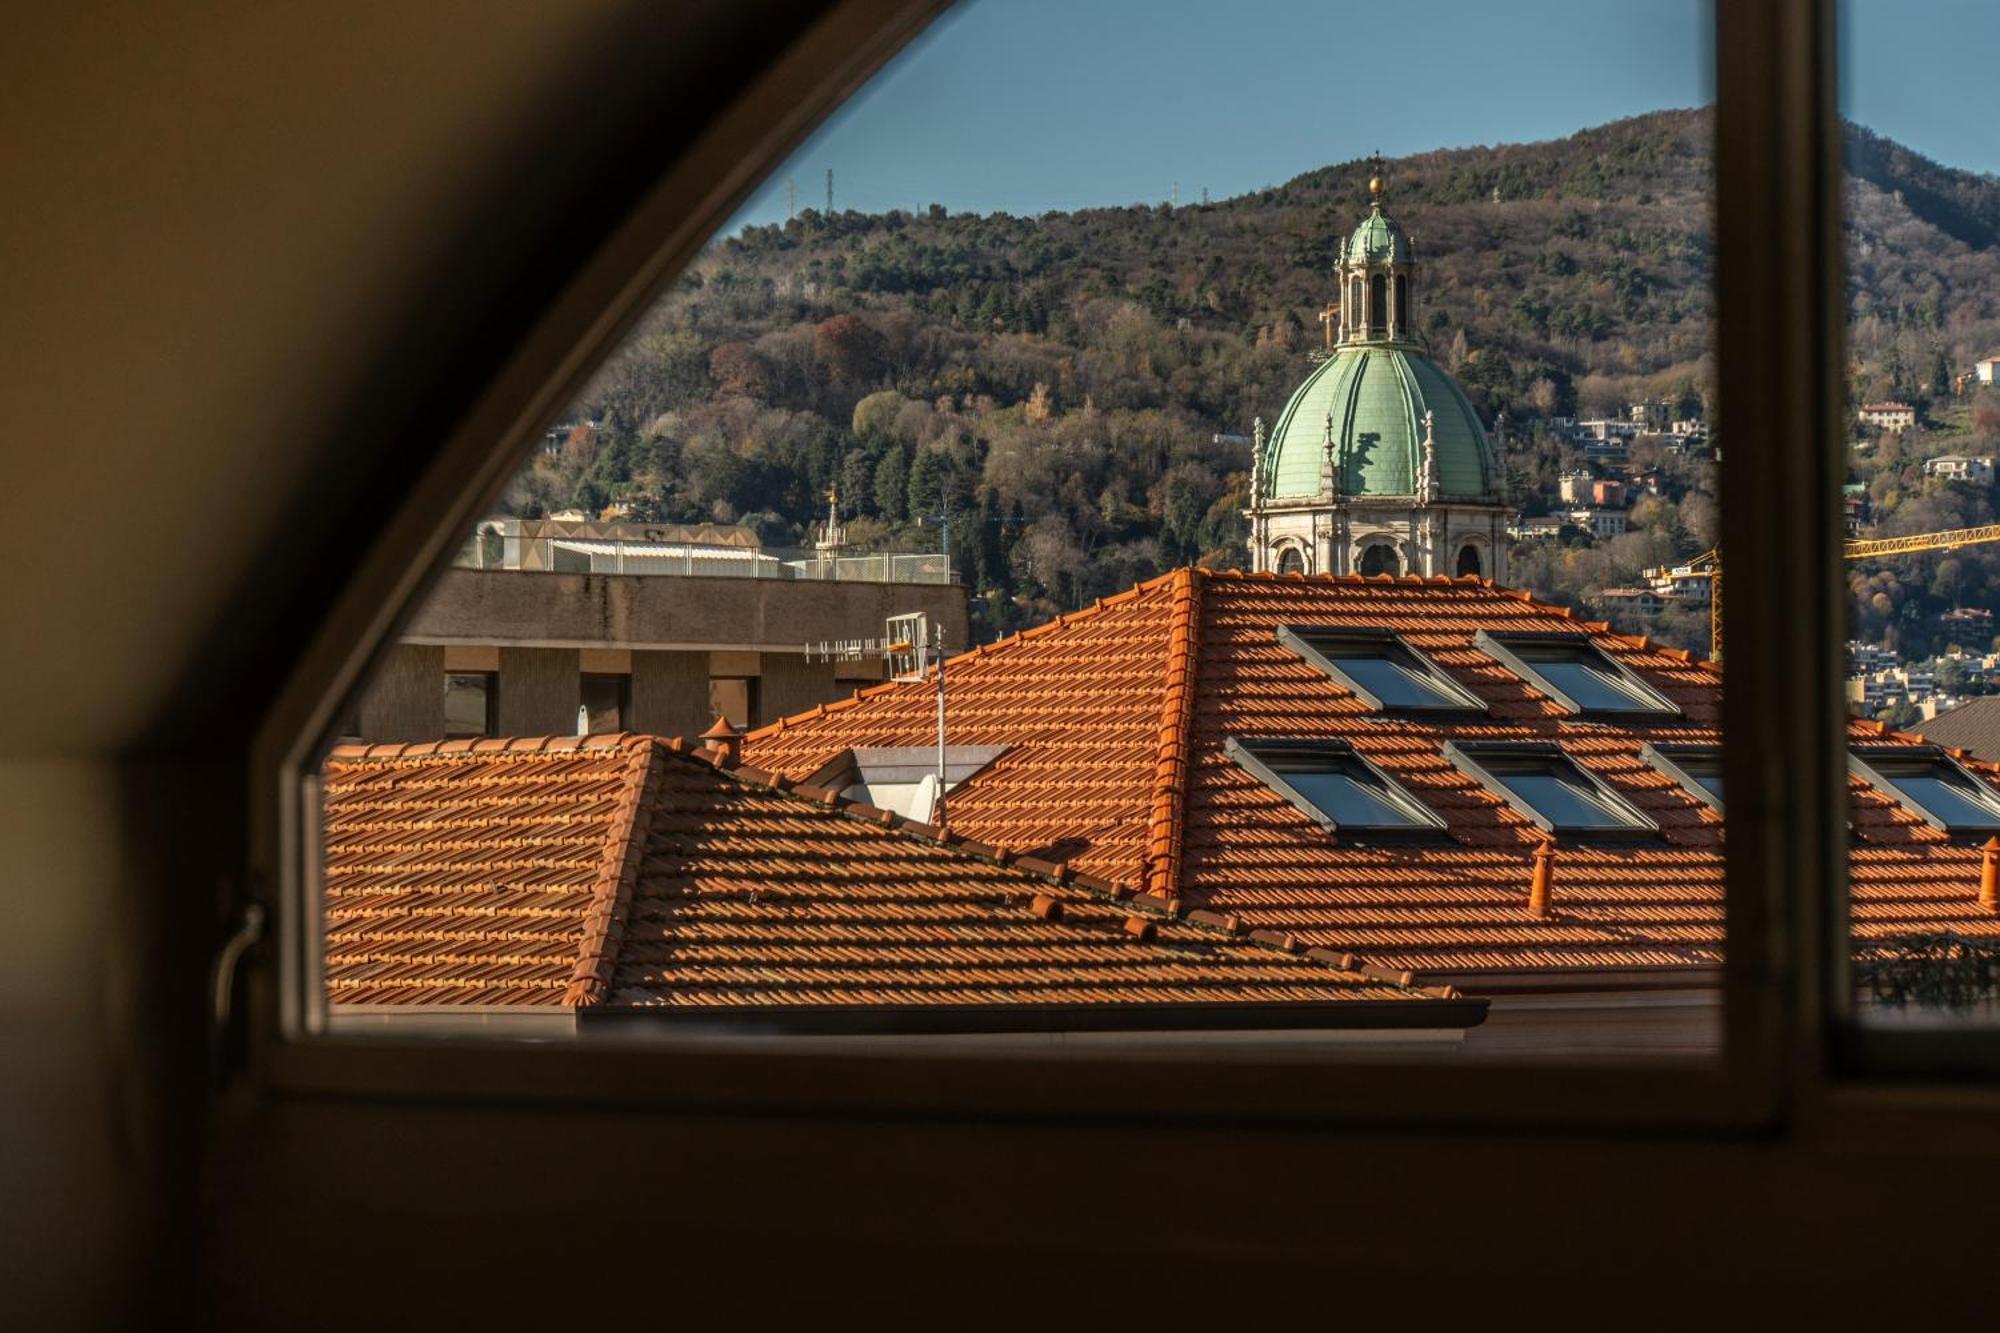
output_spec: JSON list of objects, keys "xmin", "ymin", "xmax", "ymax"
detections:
[{"xmin": 873, "ymin": 447, "xmax": 909, "ymax": 522}]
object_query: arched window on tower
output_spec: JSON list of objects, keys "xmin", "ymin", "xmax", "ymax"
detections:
[
  {"xmin": 1368, "ymin": 273, "xmax": 1387, "ymax": 336},
  {"xmin": 1394, "ymin": 274, "xmax": 1409, "ymax": 334},
  {"xmin": 1348, "ymin": 277, "xmax": 1363, "ymax": 334},
  {"xmin": 1276, "ymin": 546, "xmax": 1306, "ymax": 576},
  {"xmin": 1359, "ymin": 543, "xmax": 1400, "ymax": 576},
  {"xmin": 1456, "ymin": 543, "xmax": 1484, "ymax": 577}
]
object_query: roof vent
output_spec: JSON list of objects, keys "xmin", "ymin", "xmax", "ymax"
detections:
[
  {"xmin": 1983, "ymin": 837, "xmax": 2000, "ymax": 915},
  {"xmin": 1529, "ymin": 834, "xmax": 1556, "ymax": 918},
  {"xmin": 700, "ymin": 715, "xmax": 742, "ymax": 768}
]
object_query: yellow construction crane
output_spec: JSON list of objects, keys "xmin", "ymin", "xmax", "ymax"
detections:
[{"xmin": 1663, "ymin": 523, "xmax": 2000, "ymax": 662}]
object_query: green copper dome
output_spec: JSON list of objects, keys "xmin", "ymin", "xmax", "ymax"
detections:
[
  {"xmin": 1344, "ymin": 204, "xmax": 1412, "ymax": 264},
  {"xmin": 1260, "ymin": 345, "xmax": 1497, "ymax": 500}
]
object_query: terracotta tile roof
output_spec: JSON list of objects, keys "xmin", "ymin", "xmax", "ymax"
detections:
[
  {"xmin": 742, "ymin": 568, "xmax": 2000, "ymax": 986},
  {"xmin": 320, "ymin": 733, "xmax": 1462, "ymax": 1020}
]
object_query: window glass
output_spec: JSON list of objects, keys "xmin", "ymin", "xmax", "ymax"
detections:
[
  {"xmin": 311, "ymin": 0, "xmax": 1721, "ymax": 1061},
  {"xmin": 442, "ymin": 672, "xmax": 495, "ymax": 738},
  {"xmin": 1230, "ymin": 739, "xmax": 1441, "ymax": 832},
  {"xmin": 581, "ymin": 674, "xmax": 628, "ymax": 734},
  {"xmin": 1843, "ymin": 2, "xmax": 2000, "ymax": 1040}
]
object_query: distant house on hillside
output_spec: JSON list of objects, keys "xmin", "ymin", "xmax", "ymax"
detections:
[
  {"xmin": 1859, "ymin": 401, "xmax": 1917, "ymax": 432},
  {"xmin": 1975, "ymin": 355, "xmax": 2000, "ymax": 386},
  {"xmin": 1923, "ymin": 454, "xmax": 1995, "ymax": 486}
]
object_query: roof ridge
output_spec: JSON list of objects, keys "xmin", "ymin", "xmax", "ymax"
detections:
[
  {"xmin": 560, "ymin": 737, "xmax": 662, "ymax": 1008},
  {"xmin": 1143, "ymin": 566, "xmax": 1203, "ymax": 899}
]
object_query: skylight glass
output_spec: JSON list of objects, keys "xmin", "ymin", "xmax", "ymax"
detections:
[
  {"xmin": 1643, "ymin": 744, "xmax": 1724, "ymax": 808},
  {"xmin": 1277, "ymin": 627, "xmax": 1485, "ymax": 714},
  {"xmin": 1446, "ymin": 744, "xmax": 1657, "ymax": 836},
  {"xmin": 1226, "ymin": 738, "xmax": 1444, "ymax": 834},
  {"xmin": 1475, "ymin": 632, "xmax": 1680, "ymax": 720},
  {"xmin": 1855, "ymin": 751, "xmax": 2000, "ymax": 831}
]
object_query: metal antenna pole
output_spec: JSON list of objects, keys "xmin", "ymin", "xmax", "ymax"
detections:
[{"xmin": 934, "ymin": 497, "xmax": 950, "ymax": 833}]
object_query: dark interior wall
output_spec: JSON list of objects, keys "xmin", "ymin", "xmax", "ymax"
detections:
[{"xmin": 7, "ymin": 0, "xmax": 2000, "ymax": 1327}]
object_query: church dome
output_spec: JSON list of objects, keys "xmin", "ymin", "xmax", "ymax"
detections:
[
  {"xmin": 1259, "ymin": 344, "xmax": 1498, "ymax": 501},
  {"xmin": 1344, "ymin": 205, "xmax": 1411, "ymax": 264}
]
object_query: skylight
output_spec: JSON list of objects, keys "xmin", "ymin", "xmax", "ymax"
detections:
[
  {"xmin": 1851, "ymin": 747, "xmax": 2000, "ymax": 832},
  {"xmin": 1277, "ymin": 626, "xmax": 1486, "ymax": 714},
  {"xmin": 1642, "ymin": 743, "xmax": 1724, "ymax": 810},
  {"xmin": 1446, "ymin": 742, "xmax": 1658, "ymax": 837},
  {"xmin": 1226, "ymin": 738, "xmax": 1445, "ymax": 835},
  {"xmin": 1475, "ymin": 631, "xmax": 1681, "ymax": 720}
]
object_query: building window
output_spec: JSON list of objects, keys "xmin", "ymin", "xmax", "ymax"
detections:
[
  {"xmin": 1643, "ymin": 743, "xmax": 1724, "ymax": 810},
  {"xmin": 1276, "ymin": 625, "xmax": 1485, "ymax": 715},
  {"xmin": 1475, "ymin": 630, "xmax": 1682, "ymax": 721},
  {"xmin": 708, "ymin": 676, "xmax": 758, "ymax": 730},
  {"xmin": 1276, "ymin": 546, "xmax": 1305, "ymax": 575},
  {"xmin": 1226, "ymin": 738, "xmax": 1446, "ymax": 835},
  {"xmin": 1393, "ymin": 272, "xmax": 1408, "ymax": 331},
  {"xmin": 442, "ymin": 671, "xmax": 497, "ymax": 738},
  {"xmin": 1359, "ymin": 543, "xmax": 1400, "ymax": 576},
  {"xmin": 1455, "ymin": 543, "xmax": 1483, "ymax": 577},
  {"xmin": 579, "ymin": 673, "xmax": 630, "ymax": 735},
  {"xmin": 1368, "ymin": 272, "xmax": 1387, "ymax": 335},
  {"xmin": 1850, "ymin": 746, "xmax": 2000, "ymax": 833},
  {"xmin": 1445, "ymin": 741, "xmax": 1658, "ymax": 837}
]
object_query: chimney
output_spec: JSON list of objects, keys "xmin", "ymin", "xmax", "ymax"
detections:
[
  {"xmin": 1982, "ymin": 836, "xmax": 2000, "ymax": 914},
  {"xmin": 700, "ymin": 715, "xmax": 743, "ymax": 769},
  {"xmin": 1528, "ymin": 834, "xmax": 1556, "ymax": 918}
]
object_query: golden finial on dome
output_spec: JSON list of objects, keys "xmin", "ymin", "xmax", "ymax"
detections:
[{"xmin": 1367, "ymin": 150, "xmax": 1386, "ymax": 199}]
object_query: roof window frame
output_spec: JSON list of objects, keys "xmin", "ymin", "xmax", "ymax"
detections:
[
  {"xmin": 1275, "ymin": 624, "xmax": 1488, "ymax": 716},
  {"xmin": 1474, "ymin": 629, "xmax": 1683, "ymax": 722},
  {"xmin": 1642, "ymin": 742, "xmax": 1725, "ymax": 812},
  {"xmin": 1848, "ymin": 743, "xmax": 2000, "ymax": 834},
  {"xmin": 1444, "ymin": 740, "xmax": 1660, "ymax": 839},
  {"xmin": 1224, "ymin": 736, "xmax": 1449, "ymax": 838}
]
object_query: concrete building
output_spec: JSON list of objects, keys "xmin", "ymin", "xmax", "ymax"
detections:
[
  {"xmin": 1569, "ymin": 506, "xmax": 1628, "ymax": 540},
  {"xmin": 353, "ymin": 565, "xmax": 967, "ymax": 744},
  {"xmin": 1858, "ymin": 401, "xmax": 1917, "ymax": 432},
  {"xmin": 1244, "ymin": 163, "xmax": 1513, "ymax": 581},
  {"xmin": 1923, "ymin": 454, "xmax": 1995, "ymax": 486}
]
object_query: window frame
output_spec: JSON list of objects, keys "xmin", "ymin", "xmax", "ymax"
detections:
[
  {"xmin": 242, "ymin": 0, "xmax": 1951, "ymax": 1133},
  {"xmin": 1224, "ymin": 736, "xmax": 1449, "ymax": 838},
  {"xmin": 1848, "ymin": 744, "xmax": 2000, "ymax": 834},
  {"xmin": 579, "ymin": 671, "xmax": 631, "ymax": 735},
  {"xmin": 1642, "ymin": 742, "xmax": 1725, "ymax": 812},
  {"xmin": 1443, "ymin": 740, "xmax": 1660, "ymax": 839},
  {"xmin": 1275, "ymin": 624, "xmax": 1487, "ymax": 717},
  {"xmin": 1474, "ymin": 629, "xmax": 1683, "ymax": 722}
]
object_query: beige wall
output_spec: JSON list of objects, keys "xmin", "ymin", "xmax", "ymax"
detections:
[
  {"xmin": 356, "ymin": 644, "xmax": 445, "ymax": 743},
  {"xmin": 496, "ymin": 647, "xmax": 579, "ymax": 736},
  {"xmin": 630, "ymin": 649, "xmax": 711, "ymax": 739}
]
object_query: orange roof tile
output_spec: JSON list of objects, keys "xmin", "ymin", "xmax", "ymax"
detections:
[
  {"xmin": 320, "ymin": 735, "xmax": 1468, "ymax": 1024},
  {"xmin": 743, "ymin": 568, "xmax": 2000, "ymax": 987}
]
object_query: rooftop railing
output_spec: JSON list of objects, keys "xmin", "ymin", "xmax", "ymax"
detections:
[{"xmin": 454, "ymin": 533, "xmax": 954, "ymax": 585}]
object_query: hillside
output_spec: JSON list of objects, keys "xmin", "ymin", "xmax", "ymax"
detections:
[{"xmin": 508, "ymin": 108, "xmax": 2000, "ymax": 653}]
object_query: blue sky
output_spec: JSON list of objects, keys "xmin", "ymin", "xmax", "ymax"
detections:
[{"xmin": 727, "ymin": 0, "xmax": 1996, "ymax": 232}]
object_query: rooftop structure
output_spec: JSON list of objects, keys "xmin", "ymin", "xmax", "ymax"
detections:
[
  {"xmin": 1911, "ymin": 695, "xmax": 2000, "ymax": 764},
  {"xmin": 744, "ymin": 568, "xmax": 2000, "ymax": 997},
  {"xmin": 319, "ymin": 733, "xmax": 1479, "ymax": 1037},
  {"xmin": 1246, "ymin": 161, "xmax": 1511, "ymax": 582}
]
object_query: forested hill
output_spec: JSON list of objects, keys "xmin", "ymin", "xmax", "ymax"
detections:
[{"xmin": 512, "ymin": 108, "xmax": 2000, "ymax": 639}]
